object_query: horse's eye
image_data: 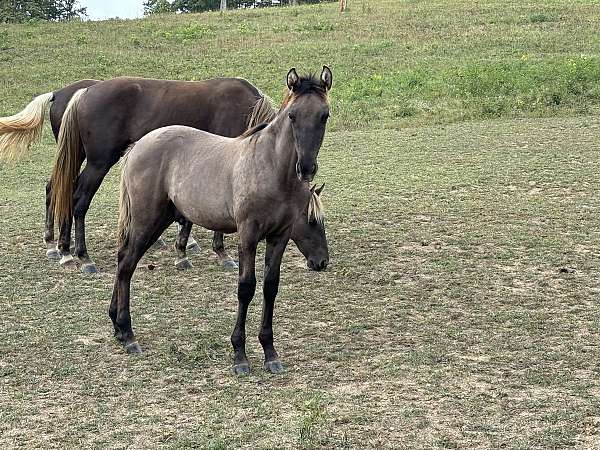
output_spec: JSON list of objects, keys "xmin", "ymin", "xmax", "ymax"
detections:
[
  {"xmin": 288, "ymin": 113, "xmax": 296, "ymax": 122},
  {"xmin": 321, "ymin": 112, "xmax": 330, "ymax": 123}
]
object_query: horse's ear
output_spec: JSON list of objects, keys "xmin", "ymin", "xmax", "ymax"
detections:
[
  {"xmin": 315, "ymin": 183, "xmax": 325, "ymax": 196},
  {"xmin": 287, "ymin": 68, "xmax": 300, "ymax": 91},
  {"xmin": 320, "ymin": 66, "xmax": 332, "ymax": 91}
]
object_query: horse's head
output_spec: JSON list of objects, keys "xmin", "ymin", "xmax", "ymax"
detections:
[
  {"xmin": 284, "ymin": 66, "xmax": 332, "ymax": 183},
  {"xmin": 291, "ymin": 183, "xmax": 329, "ymax": 271}
]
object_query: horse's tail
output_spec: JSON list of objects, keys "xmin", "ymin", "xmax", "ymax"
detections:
[
  {"xmin": 117, "ymin": 160, "xmax": 132, "ymax": 248},
  {"xmin": 246, "ymin": 91, "xmax": 277, "ymax": 129},
  {"xmin": 51, "ymin": 88, "xmax": 87, "ymax": 226},
  {"xmin": 0, "ymin": 92, "xmax": 54, "ymax": 161}
]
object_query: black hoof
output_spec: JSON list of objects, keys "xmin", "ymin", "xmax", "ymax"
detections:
[
  {"xmin": 186, "ymin": 242, "xmax": 201, "ymax": 254},
  {"xmin": 232, "ymin": 363, "xmax": 251, "ymax": 376},
  {"xmin": 222, "ymin": 259, "xmax": 239, "ymax": 270},
  {"xmin": 46, "ymin": 248, "xmax": 60, "ymax": 261},
  {"xmin": 264, "ymin": 360, "xmax": 285, "ymax": 374},
  {"xmin": 81, "ymin": 263, "xmax": 98, "ymax": 274},
  {"xmin": 124, "ymin": 341, "xmax": 142, "ymax": 354},
  {"xmin": 175, "ymin": 258, "xmax": 193, "ymax": 270}
]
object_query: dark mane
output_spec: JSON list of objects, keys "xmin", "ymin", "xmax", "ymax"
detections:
[
  {"xmin": 239, "ymin": 122, "xmax": 269, "ymax": 139},
  {"xmin": 293, "ymin": 73, "xmax": 327, "ymax": 97},
  {"xmin": 281, "ymin": 73, "xmax": 327, "ymax": 109}
]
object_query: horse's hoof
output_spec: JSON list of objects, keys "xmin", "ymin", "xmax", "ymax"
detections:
[
  {"xmin": 175, "ymin": 258, "xmax": 193, "ymax": 270},
  {"xmin": 186, "ymin": 242, "xmax": 201, "ymax": 254},
  {"xmin": 222, "ymin": 260, "xmax": 238, "ymax": 270},
  {"xmin": 59, "ymin": 254, "xmax": 75, "ymax": 266},
  {"xmin": 264, "ymin": 360, "xmax": 285, "ymax": 374},
  {"xmin": 232, "ymin": 363, "xmax": 251, "ymax": 376},
  {"xmin": 46, "ymin": 248, "xmax": 60, "ymax": 261},
  {"xmin": 124, "ymin": 341, "xmax": 142, "ymax": 354},
  {"xmin": 151, "ymin": 238, "xmax": 167, "ymax": 251},
  {"xmin": 81, "ymin": 263, "xmax": 98, "ymax": 274}
]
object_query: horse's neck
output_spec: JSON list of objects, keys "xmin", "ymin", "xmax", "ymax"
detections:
[{"xmin": 265, "ymin": 115, "xmax": 300, "ymax": 189}]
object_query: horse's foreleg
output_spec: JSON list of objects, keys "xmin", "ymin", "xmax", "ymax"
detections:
[
  {"xmin": 259, "ymin": 232, "xmax": 290, "ymax": 374},
  {"xmin": 174, "ymin": 220, "xmax": 193, "ymax": 270},
  {"xmin": 212, "ymin": 232, "xmax": 238, "ymax": 270},
  {"xmin": 44, "ymin": 180, "xmax": 60, "ymax": 261},
  {"xmin": 72, "ymin": 164, "xmax": 111, "ymax": 274},
  {"xmin": 231, "ymin": 231, "xmax": 258, "ymax": 375}
]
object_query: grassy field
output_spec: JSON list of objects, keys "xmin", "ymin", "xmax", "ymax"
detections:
[{"xmin": 1, "ymin": 0, "xmax": 600, "ymax": 448}]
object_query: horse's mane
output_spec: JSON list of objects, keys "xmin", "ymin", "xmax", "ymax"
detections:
[
  {"xmin": 239, "ymin": 122, "xmax": 269, "ymax": 139},
  {"xmin": 281, "ymin": 73, "xmax": 328, "ymax": 109},
  {"xmin": 308, "ymin": 189, "xmax": 324, "ymax": 224}
]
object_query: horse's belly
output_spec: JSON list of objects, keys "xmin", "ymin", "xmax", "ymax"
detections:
[{"xmin": 174, "ymin": 196, "xmax": 236, "ymax": 234}]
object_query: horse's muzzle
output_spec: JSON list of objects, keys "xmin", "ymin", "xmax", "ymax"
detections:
[
  {"xmin": 296, "ymin": 162, "xmax": 318, "ymax": 182},
  {"xmin": 308, "ymin": 257, "xmax": 328, "ymax": 271}
]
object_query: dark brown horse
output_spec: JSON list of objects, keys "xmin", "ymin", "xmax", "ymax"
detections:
[
  {"xmin": 0, "ymin": 77, "xmax": 276, "ymax": 272},
  {"xmin": 114, "ymin": 67, "xmax": 332, "ymax": 375}
]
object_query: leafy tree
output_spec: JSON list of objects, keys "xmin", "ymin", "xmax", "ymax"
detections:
[
  {"xmin": 0, "ymin": 0, "xmax": 86, "ymax": 23},
  {"xmin": 142, "ymin": 0, "xmax": 174, "ymax": 14}
]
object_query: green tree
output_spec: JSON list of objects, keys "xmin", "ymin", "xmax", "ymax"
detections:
[
  {"xmin": 142, "ymin": 0, "xmax": 174, "ymax": 14},
  {"xmin": 0, "ymin": 0, "xmax": 86, "ymax": 23}
]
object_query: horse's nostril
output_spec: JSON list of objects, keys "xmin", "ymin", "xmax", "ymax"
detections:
[
  {"xmin": 314, "ymin": 260, "xmax": 327, "ymax": 271},
  {"xmin": 308, "ymin": 259, "xmax": 328, "ymax": 271}
]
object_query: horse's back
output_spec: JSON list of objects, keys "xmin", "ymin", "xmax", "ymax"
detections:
[
  {"xmin": 125, "ymin": 125, "xmax": 239, "ymax": 233},
  {"xmin": 76, "ymin": 76, "xmax": 260, "ymax": 158},
  {"xmin": 128, "ymin": 125, "xmax": 236, "ymax": 170}
]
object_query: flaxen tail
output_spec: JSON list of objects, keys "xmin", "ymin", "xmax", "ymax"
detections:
[
  {"xmin": 51, "ymin": 88, "xmax": 87, "ymax": 226},
  {"xmin": 0, "ymin": 92, "xmax": 54, "ymax": 161},
  {"xmin": 246, "ymin": 92, "xmax": 277, "ymax": 129},
  {"xmin": 117, "ymin": 163, "xmax": 132, "ymax": 247}
]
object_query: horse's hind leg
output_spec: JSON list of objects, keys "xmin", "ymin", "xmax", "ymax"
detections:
[
  {"xmin": 57, "ymin": 215, "xmax": 74, "ymax": 267},
  {"xmin": 109, "ymin": 212, "xmax": 175, "ymax": 353},
  {"xmin": 185, "ymin": 225, "xmax": 200, "ymax": 254},
  {"xmin": 44, "ymin": 180, "xmax": 60, "ymax": 261},
  {"xmin": 174, "ymin": 220, "xmax": 193, "ymax": 270},
  {"xmin": 212, "ymin": 232, "xmax": 238, "ymax": 270},
  {"xmin": 72, "ymin": 163, "xmax": 111, "ymax": 274}
]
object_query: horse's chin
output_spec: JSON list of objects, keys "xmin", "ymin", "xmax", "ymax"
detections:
[{"xmin": 297, "ymin": 173, "xmax": 315, "ymax": 183}]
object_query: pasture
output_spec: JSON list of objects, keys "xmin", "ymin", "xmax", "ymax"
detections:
[{"xmin": 1, "ymin": 0, "xmax": 600, "ymax": 448}]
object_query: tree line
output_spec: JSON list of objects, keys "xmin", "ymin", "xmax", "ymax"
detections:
[
  {"xmin": 0, "ymin": 0, "xmax": 86, "ymax": 23},
  {"xmin": 143, "ymin": 0, "xmax": 334, "ymax": 14},
  {"xmin": 0, "ymin": 0, "xmax": 337, "ymax": 23}
]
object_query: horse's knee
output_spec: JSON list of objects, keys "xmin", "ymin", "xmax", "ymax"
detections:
[{"xmin": 238, "ymin": 279, "xmax": 256, "ymax": 304}]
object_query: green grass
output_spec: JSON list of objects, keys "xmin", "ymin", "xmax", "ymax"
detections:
[
  {"xmin": 1, "ymin": 0, "xmax": 600, "ymax": 448},
  {"xmin": 1, "ymin": 118, "xmax": 600, "ymax": 448}
]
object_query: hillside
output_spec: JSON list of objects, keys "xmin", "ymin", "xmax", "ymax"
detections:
[{"xmin": 1, "ymin": 0, "xmax": 600, "ymax": 131}]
